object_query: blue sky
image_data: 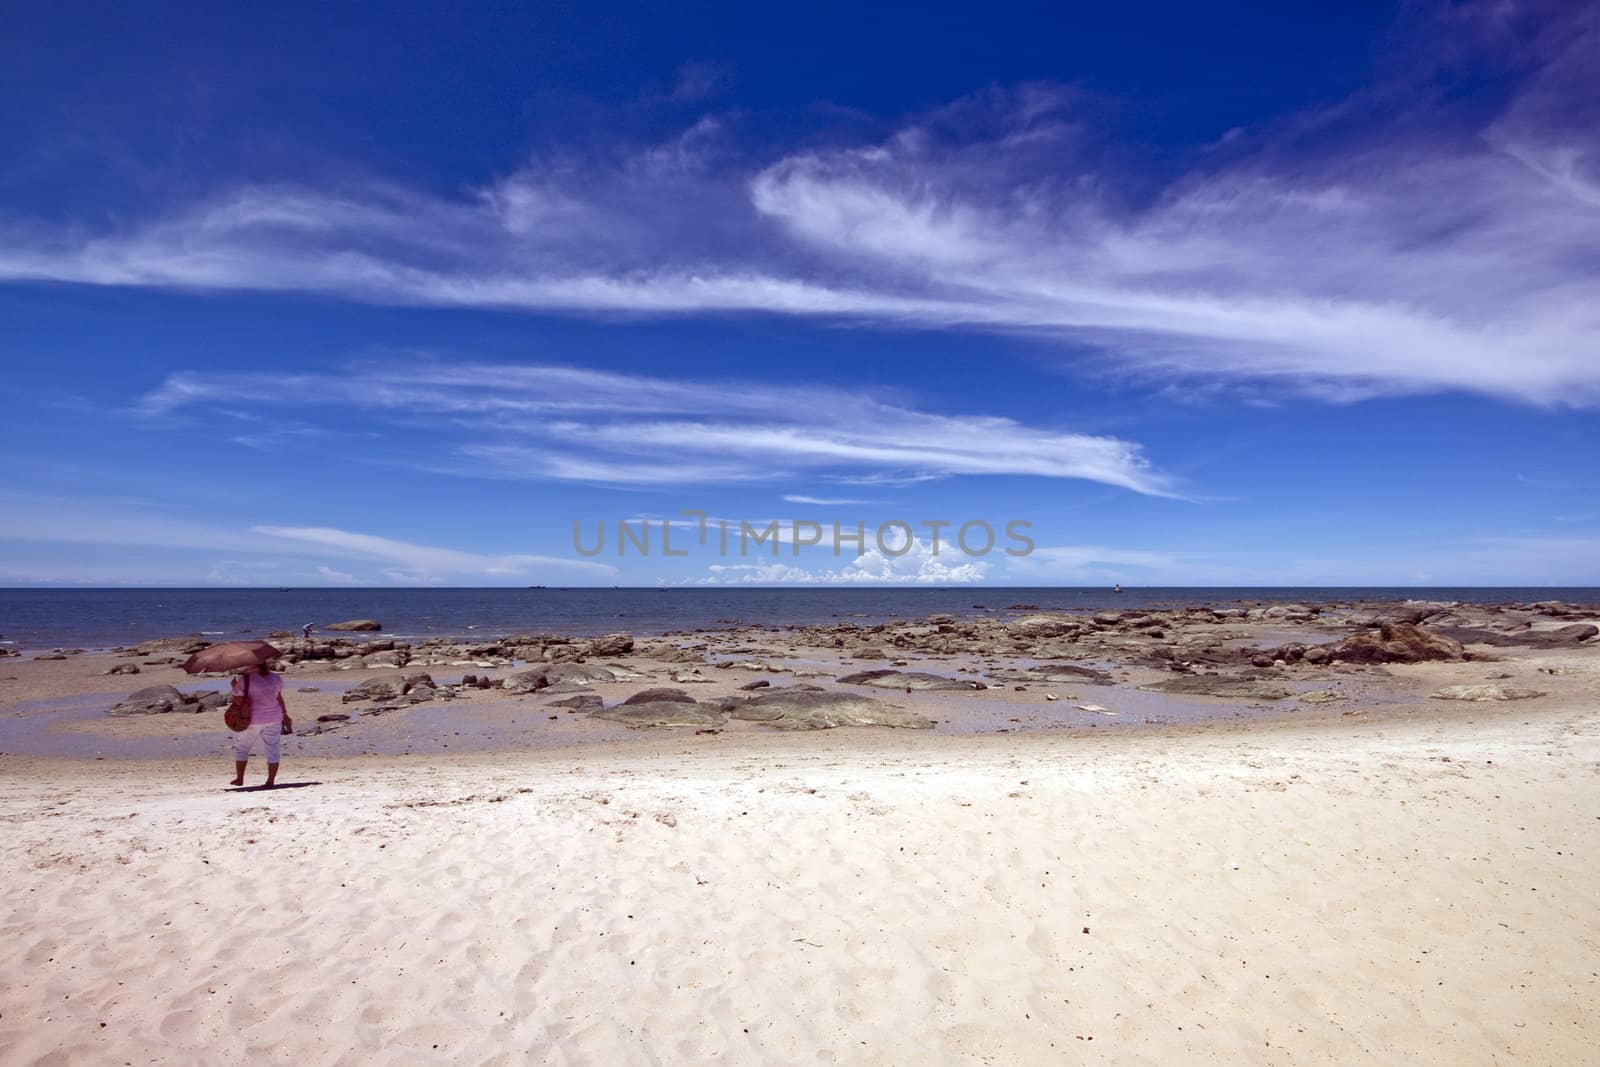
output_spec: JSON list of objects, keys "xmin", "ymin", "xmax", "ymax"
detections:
[{"xmin": 1, "ymin": 0, "xmax": 1596, "ymax": 587}]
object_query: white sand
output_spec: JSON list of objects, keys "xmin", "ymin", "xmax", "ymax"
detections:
[{"xmin": 3, "ymin": 699, "xmax": 1597, "ymax": 1065}]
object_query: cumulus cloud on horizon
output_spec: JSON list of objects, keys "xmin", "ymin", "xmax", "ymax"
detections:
[{"xmin": 1, "ymin": 2, "xmax": 1595, "ymax": 404}]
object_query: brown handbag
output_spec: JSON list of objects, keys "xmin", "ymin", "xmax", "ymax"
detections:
[{"xmin": 224, "ymin": 673, "xmax": 252, "ymax": 732}]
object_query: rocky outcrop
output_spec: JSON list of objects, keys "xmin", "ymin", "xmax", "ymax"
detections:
[
  {"xmin": 836, "ymin": 670, "xmax": 978, "ymax": 691},
  {"xmin": 1431, "ymin": 623, "xmax": 1598, "ymax": 649},
  {"xmin": 342, "ymin": 671, "xmax": 435, "ymax": 704},
  {"xmin": 622, "ymin": 687, "xmax": 696, "ymax": 705},
  {"xmin": 586, "ymin": 633, "xmax": 635, "ymax": 657},
  {"xmin": 1323, "ymin": 623, "xmax": 1465, "ymax": 664},
  {"xmin": 988, "ymin": 665, "xmax": 1113, "ymax": 686},
  {"xmin": 592, "ymin": 702, "xmax": 725, "ymax": 728},
  {"xmin": 502, "ymin": 662, "xmax": 627, "ymax": 693},
  {"xmin": 720, "ymin": 689, "xmax": 933, "ymax": 730},
  {"xmin": 326, "ymin": 619, "xmax": 382, "ymax": 631},
  {"xmin": 108, "ymin": 685, "xmax": 221, "ymax": 715},
  {"xmin": 1431, "ymin": 684, "xmax": 1546, "ymax": 702},
  {"xmin": 1142, "ymin": 674, "xmax": 1295, "ymax": 700}
]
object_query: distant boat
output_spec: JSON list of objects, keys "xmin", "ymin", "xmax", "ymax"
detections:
[
  {"xmin": 526, "ymin": 585, "xmax": 546, "ymax": 589},
  {"xmin": 1113, "ymin": 583, "xmax": 1123, "ymax": 593}
]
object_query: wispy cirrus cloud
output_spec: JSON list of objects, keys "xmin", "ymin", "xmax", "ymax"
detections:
[
  {"xmin": 135, "ymin": 359, "xmax": 1178, "ymax": 495},
  {"xmin": 0, "ymin": 4, "xmax": 1594, "ymax": 404}
]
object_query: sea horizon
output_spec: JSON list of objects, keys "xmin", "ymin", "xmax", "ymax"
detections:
[{"xmin": 4, "ymin": 584, "xmax": 1596, "ymax": 652}]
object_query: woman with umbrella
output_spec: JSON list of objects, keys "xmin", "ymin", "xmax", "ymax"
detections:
[{"xmin": 184, "ymin": 641, "xmax": 294, "ymax": 788}]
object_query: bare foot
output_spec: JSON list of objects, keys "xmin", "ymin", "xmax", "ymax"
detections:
[{"xmin": 229, "ymin": 778, "xmax": 244, "ymax": 787}]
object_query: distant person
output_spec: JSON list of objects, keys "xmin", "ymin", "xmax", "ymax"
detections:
[
  {"xmin": 301, "ymin": 622, "xmax": 314, "ymax": 641},
  {"xmin": 230, "ymin": 662, "xmax": 293, "ymax": 788}
]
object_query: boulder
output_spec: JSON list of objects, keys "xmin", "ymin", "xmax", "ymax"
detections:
[
  {"xmin": 1431, "ymin": 623, "xmax": 1598, "ymax": 649},
  {"xmin": 987, "ymin": 664, "xmax": 1113, "ymax": 685},
  {"xmin": 591, "ymin": 703, "xmax": 727, "ymax": 728},
  {"xmin": 1325, "ymin": 623, "xmax": 1464, "ymax": 664},
  {"xmin": 621, "ymin": 687, "xmax": 697, "ymax": 705},
  {"xmin": 503, "ymin": 662, "xmax": 624, "ymax": 693},
  {"xmin": 1006, "ymin": 615, "xmax": 1081, "ymax": 638},
  {"xmin": 129, "ymin": 637, "xmax": 212, "ymax": 655},
  {"xmin": 326, "ymin": 619, "xmax": 382, "ymax": 632},
  {"xmin": 546, "ymin": 693, "xmax": 604, "ymax": 712},
  {"xmin": 1142, "ymin": 675, "xmax": 1294, "ymax": 700},
  {"xmin": 108, "ymin": 685, "xmax": 193, "ymax": 715},
  {"xmin": 1298, "ymin": 690, "xmax": 1343, "ymax": 704},
  {"xmin": 587, "ymin": 632, "xmax": 635, "ymax": 657},
  {"xmin": 104, "ymin": 663, "xmax": 141, "ymax": 676},
  {"xmin": 1430, "ymin": 685, "xmax": 1547, "ymax": 702},
  {"xmin": 836, "ymin": 669, "xmax": 977, "ymax": 691},
  {"xmin": 342, "ymin": 671, "xmax": 433, "ymax": 703},
  {"xmin": 720, "ymin": 689, "xmax": 933, "ymax": 730}
]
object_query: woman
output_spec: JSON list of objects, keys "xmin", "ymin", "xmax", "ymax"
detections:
[{"xmin": 230, "ymin": 661, "xmax": 293, "ymax": 787}]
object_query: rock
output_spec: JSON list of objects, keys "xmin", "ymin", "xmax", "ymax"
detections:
[
  {"xmin": 591, "ymin": 703, "xmax": 726, "ymax": 728},
  {"xmin": 108, "ymin": 685, "xmax": 193, "ymax": 715},
  {"xmin": 196, "ymin": 691, "xmax": 230, "ymax": 710},
  {"xmin": 1301, "ymin": 646, "xmax": 1332, "ymax": 665},
  {"xmin": 1142, "ymin": 675, "xmax": 1295, "ymax": 700},
  {"xmin": 621, "ymin": 687, "xmax": 696, "ymax": 705},
  {"xmin": 546, "ymin": 693, "xmax": 603, "ymax": 712},
  {"xmin": 1298, "ymin": 690, "xmax": 1343, "ymax": 704},
  {"xmin": 851, "ymin": 647, "xmax": 889, "ymax": 659},
  {"xmin": 104, "ymin": 664, "xmax": 141, "ymax": 676},
  {"xmin": 721, "ymin": 689, "xmax": 932, "ymax": 730},
  {"xmin": 129, "ymin": 637, "xmax": 212, "ymax": 655},
  {"xmin": 325, "ymin": 619, "xmax": 382, "ymax": 631},
  {"xmin": 34, "ymin": 654, "xmax": 67, "ymax": 661},
  {"xmin": 1432, "ymin": 623, "xmax": 1598, "ymax": 649},
  {"xmin": 1075, "ymin": 704, "xmax": 1115, "ymax": 715},
  {"xmin": 988, "ymin": 665, "xmax": 1113, "ymax": 685},
  {"xmin": 342, "ymin": 671, "xmax": 433, "ymax": 703},
  {"xmin": 406, "ymin": 684, "xmax": 437, "ymax": 704},
  {"xmin": 587, "ymin": 632, "xmax": 635, "ymax": 657},
  {"xmin": 1006, "ymin": 615, "xmax": 1081, "ymax": 638},
  {"xmin": 668, "ymin": 669, "xmax": 714, "ymax": 684},
  {"xmin": 836, "ymin": 669, "xmax": 977, "ymax": 691},
  {"xmin": 1430, "ymin": 685, "xmax": 1547, "ymax": 702},
  {"xmin": 317, "ymin": 714, "xmax": 350, "ymax": 723},
  {"xmin": 502, "ymin": 662, "xmax": 621, "ymax": 693},
  {"xmin": 738, "ymin": 679, "xmax": 771, "ymax": 691},
  {"xmin": 1325, "ymin": 623, "xmax": 1464, "ymax": 664}
]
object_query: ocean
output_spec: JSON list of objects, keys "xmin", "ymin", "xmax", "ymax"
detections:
[{"xmin": 2, "ymin": 586, "xmax": 1596, "ymax": 652}]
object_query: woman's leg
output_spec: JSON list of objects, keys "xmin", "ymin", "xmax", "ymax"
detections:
[{"xmin": 262, "ymin": 724, "xmax": 282, "ymax": 787}]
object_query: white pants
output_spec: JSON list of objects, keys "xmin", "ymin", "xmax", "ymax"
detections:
[{"xmin": 233, "ymin": 723, "xmax": 282, "ymax": 762}]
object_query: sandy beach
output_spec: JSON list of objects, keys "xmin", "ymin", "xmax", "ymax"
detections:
[{"xmin": 3, "ymin": 600, "xmax": 1599, "ymax": 1065}]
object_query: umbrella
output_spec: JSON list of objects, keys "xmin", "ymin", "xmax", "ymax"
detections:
[{"xmin": 182, "ymin": 640, "xmax": 284, "ymax": 675}]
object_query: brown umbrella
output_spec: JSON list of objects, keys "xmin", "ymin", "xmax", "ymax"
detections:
[{"xmin": 182, "ymin": 640, "xmax": 284, "ymax": 675}]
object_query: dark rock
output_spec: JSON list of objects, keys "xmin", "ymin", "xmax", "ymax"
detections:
[
  {"xmin": 591, "ymin": 703, "xmax": 726, "ymax": 728},
  {"xmin": 547, "ymin": 693, "xmax": 603, "ymax": 712},
  {"xmin": 1142, "ymin": 675, "xmax": 1295, "ymax": 700},
  {"xmin": 622, "ymin": 687, "xmax": 696, "ymax": 705},
  {"xmin": 109, "ymin": 685, "xmax": 193, "ymax": 715},
  {"xmin": 836, "ymin": 669, "xmax": 976, "ymax": 691},
  {"xmin": 738, "ymin": 680, "xmax": 771, "ymax": 691},
  {"xmin": 326, "ymin": 619, "xmax": 382, "ymax": 631},
  {"xmin": 720, "ymin": 689, "xmax": 932, "ymax": 730},
  {"xmin": 1432, "ymin": 623, "xmax": 1597, "ymax": 649},
  {"xmin": 317, "ymin": 713, "xmax": 351, "ymax": 723},
  {"xmin": 1325, "ymin": 623, "xmax": 1464, "ymax": 664},
  {"xmin": 104, "ymin": 664, "xmax": 141, "ymax": 676},
  {"xmin": 587, "ymin": 632, "xmax": 635, "ymax": 657}
]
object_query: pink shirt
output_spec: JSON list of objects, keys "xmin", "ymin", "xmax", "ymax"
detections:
[{"xmin": 232, "ymin": 670, "xmax": 285, "ymax": 726}]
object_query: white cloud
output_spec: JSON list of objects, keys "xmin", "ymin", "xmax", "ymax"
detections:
[
  {"xmin": 782, "ymin": 494, "xmax": 872, "ymax": 506},
  {"xmin": 252, "ymin": 525, "xmax": 616, "ymax": 580},
  {"xmin": 0, "ymin": 6, "xmax": 1595, "ymax": 406},
  {"xmin": 316, "ymin": 564, "xmax": 358, "ymax": 584},
  {"xmin": 136, "ymin": 360, "xmax": 1177, "ymax": 495}
]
